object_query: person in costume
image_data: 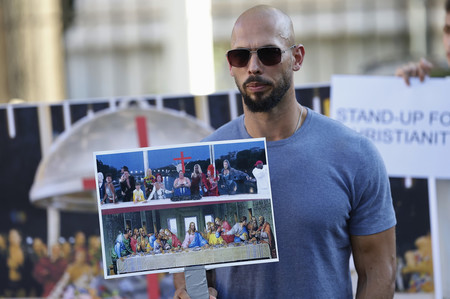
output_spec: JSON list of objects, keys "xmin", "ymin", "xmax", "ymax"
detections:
[
  {"xmin": 208, "ymin": 222, "xmax": 225, "ymax": 245},
  {"xmin": 251, "ymin": 160, "xmax": 270, "ymax": 195},
  {"xmin": 103, "ymin": 173, "xmax": 117, "ymax": 204},
  {"xmin": 130, "ymin": 228, "xmax": 139, "ymax": 253},
  {"xmin": 219, "ymin": 159, "xmax": 250, "ymax": 195},
  {"xmin": 32, "ymin": 243, "xmax": 68, "ymax": 297},
  {"xmin": 133, "ymin": 182, "xmax": 146, "ymax": 203},
  {"xmin": 119, "ymin": 166, "xmax": 135, "ymax": 202},
  {"xmin": 143, "ymin": 168, "xmax": 156, "ymax": 198},
  {"xmin": 137, "ymin": 228, "xmax": 149, "ymax": 252},
  {"xmin": 148, "ymin": 173, "xmax": 173, "ymax": 200},
  {"xmin": 181, "ymin": 222, "xmax": 208, "ymax": 248},
  {"xmin": 225, "ymin": 216, "xmax": 249, "ymax": 243},
  {"xmin": 97, "ymin": 172, "xmax": 105, "ymax": 203},
  {"xmin": 215, "ymin": 217, "xmax": 234, "ymax": 244},
  {"xmin": 257, "ymin": 216, "xmax": 276, "ymax": 258},
  {"xmin": 190, "ymin": 164, "xmax": 206, "ymax": 200},
  {"xmin": 204, "ymin": 164, "xmax": 219, "ymax": 196},
  {"xmin": 173, "ymin": 171, "xmax": 191, "ymax": 200},
  {"xmin": 247, "ymin": 216, "xmax": 259, "ymax": 241},
  {"xmin": 110, "ymin": 229, "xmax": 133, "ymax": 274},
  {"xmin": 165, "ymin": 229, "xmax": 182, "ymax": 248},
  {"xmin": 148, "ymin": 233, "xmax": 156, "ymax": 250}
]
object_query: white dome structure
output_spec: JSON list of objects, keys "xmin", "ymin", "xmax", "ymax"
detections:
[{"xmin": 29, "ymin": 105, "xmax": 213, "ymax": 212}]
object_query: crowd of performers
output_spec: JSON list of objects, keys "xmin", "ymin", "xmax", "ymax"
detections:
[
  {"xmin": 99, "ymin": 160, "xmax": 268, "ymax": 205},
  {"xmin": 110, "ymin": 215, "xmax": 276, "ymax": 274},
  {"xmin": 0, "ymin": 230, "xmax": 105, "ymax": 298}
]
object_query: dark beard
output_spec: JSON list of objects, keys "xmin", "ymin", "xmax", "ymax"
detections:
[{"xmin": 238, "ymin": 75, "xmax": 291, "ymax": 113}]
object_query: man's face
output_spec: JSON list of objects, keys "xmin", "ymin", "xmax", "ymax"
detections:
[
  {"xmin": 259, "ymin": 216, "xmax": 264, "ymax": 223},
  {"xmin": 444, "ymin": 12, "xmax": 450, "ymax": 67},
  {"xmin": 106, "ymin": 176, "xmax": 112, "ymax": 183},
  {"xmin": 229, "ymin": 16, "xmax": 294, "ymax": 113}
]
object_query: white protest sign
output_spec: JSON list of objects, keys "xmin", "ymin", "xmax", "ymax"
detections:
[{"xmin": 331, "ymin": 75, "xmax": 450, "ymax": 178}]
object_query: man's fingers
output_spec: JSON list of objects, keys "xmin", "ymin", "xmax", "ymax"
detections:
[
  {"xmin": 208, "ymin": 287, "xmax": 218, "ymax": 299},
  {"xmin": 419, "ymin": 58, "xmax": 433, "ymax": 73},
  {"xmin": 173, "ymin": 288, "xmax": 191, "ymax": 299},
  {"xmin": 417, "ymin": 65, "xmax": 426, "ymax": 82}
]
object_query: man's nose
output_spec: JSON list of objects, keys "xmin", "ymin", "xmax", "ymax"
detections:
[{"xmin": 247, "ymin": 52, "xmax": 263, "ymax": 74}]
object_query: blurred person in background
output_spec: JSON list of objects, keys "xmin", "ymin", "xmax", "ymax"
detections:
[{"xmin": 396, "ymin": 0, "xmax": 450, "ymax": 84}]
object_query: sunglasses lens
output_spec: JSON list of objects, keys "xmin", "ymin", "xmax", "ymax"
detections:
[
  {"xmin": 227, "ymin": 49, "xmax": 250, "ymax": 67},
  {"xmin": 444, "ymin": 25, "xmax": 450, "ymax": 34},
  {"xmin": 258, "ymin": 48, "xmax": 282, "ymax": 66}
]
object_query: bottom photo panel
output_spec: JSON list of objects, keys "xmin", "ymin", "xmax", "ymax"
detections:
[{"xmin": 101, "ymin": 199, "xmax": 278, "ymax": 278}]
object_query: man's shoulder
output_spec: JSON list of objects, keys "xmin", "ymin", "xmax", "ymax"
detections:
[
  {"xmin": 309, "ymin": 109, "xmax": 375, "ymax": 150},
  {"xmin": 202, "ymin": 116, "xmax": 244, "ymax": 142}
]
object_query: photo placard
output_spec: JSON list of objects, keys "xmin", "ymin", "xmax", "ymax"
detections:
[{"xmin": 94, "ymin": 138, "xmax": 278, "ymax": 278}]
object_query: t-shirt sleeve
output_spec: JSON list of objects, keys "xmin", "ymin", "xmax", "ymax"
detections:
[{"xmin": 348, "ymin": 137, "xmax": 397, "ymax": 236}]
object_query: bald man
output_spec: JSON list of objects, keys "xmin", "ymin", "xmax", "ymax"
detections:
[{"xmin": 174, "ymin": 5, "xmax": 396, "ymax": 298}]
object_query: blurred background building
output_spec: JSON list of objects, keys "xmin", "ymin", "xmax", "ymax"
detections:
[{"xmin": 0, "ymin": 0, "xmax": 447, "ymax": 103}]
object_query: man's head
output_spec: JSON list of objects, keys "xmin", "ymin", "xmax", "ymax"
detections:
[
  {"xmin": 240, "ymin": 216, "xmax": 247, "ymax": 225},
  {"xmin": 156, "ymin": 173, "xmax": 162, "ymax": 182},
  {"xmin": 444, "ymin": 0, "xmax": 450, "ymax": 66},
  {"xmin": 106, "ymin": 174, "xmax": 112, "ymax": 182},
  {"xmin": 254, "ymin": 160, "xmax": 263, "ymax": 169},
  {"xmin": 121, "ymin": 166, "xmax": 129, "ymax": 173},
  {"xmin": 207, "ymin": 164, "xmax": 215, "ymax": 176},
  {"xmin": 228, "ymin": 5, "xmax": 304, "ymax": 113},
  {"xmin": 259, "ymin": 216, "xmax": 265, "ymax": 224}
]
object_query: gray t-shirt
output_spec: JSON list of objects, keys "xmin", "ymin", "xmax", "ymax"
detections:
[{"xmin": 203, "ymin": 108, "xmax": 396, "ymax": 298}]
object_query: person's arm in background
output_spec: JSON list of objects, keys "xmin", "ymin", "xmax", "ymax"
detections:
[
  {"xmin": 351, "ymin": 227, "xmax": 396, "ymax": 298},
  {"xmin": 395, "ymin": 58, "xmax": 433, "ymax": 86}
]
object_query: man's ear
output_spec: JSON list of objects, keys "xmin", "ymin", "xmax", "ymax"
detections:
[{"xmin": 292, "ymin": 44, "xmax": 305, "ymax": 71}]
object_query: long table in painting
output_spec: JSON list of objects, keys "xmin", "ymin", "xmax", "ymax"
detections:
[{"xmin": 117, "ymin": 243, "xmax": 271, "ymax": 274}]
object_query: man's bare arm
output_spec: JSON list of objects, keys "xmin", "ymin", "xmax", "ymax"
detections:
[{"xmin": 351, "ymin": 226, "xmax": 396, "ymax": 298}]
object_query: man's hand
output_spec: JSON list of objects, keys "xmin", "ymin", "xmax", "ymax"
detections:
[
  {"xmin": 173, "ymin": 287, "xmax": 217, "ymax": 299},
  {"xmin": 395, "ymin": 58, "xmax": 433, "ymax": 86},
  {"xmin": 173, "ymin": 272, "xmax": 217, "ymax": 299}
]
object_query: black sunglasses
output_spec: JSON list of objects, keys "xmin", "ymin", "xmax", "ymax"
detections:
[
  {"xmin": 444, "ymin": 24, "xmax": 450, "ymax": 34},
  {"xmin": 226, "ymin": 45, "xmax": 296, "ymax": 68}
]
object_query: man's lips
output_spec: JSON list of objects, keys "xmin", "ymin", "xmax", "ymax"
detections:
[{"xmin": 246, "ymin": 82, "xmax": 269, "ymax": 92}]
